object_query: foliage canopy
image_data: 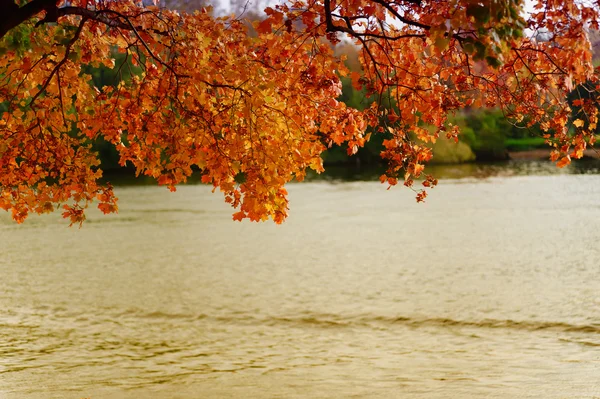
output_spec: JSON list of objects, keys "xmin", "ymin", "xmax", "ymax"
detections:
[{"xmin": 1, "ymin": 0, "xmax": 599, "ymax": 224}]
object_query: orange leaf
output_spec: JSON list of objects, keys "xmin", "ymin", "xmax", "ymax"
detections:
[
  {"xmin": 232, "ymin": 211, "xmax": 245, "ymax": 221},
  {"xmin": 256, "ymin": 19, "xmax": 273, "ymax": 34},
  {"xmin": 556, "ymin": 156, "xmax": 571, "ymax": 168}
]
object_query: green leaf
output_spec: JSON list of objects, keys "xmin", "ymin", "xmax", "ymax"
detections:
[
  {"xmin": 485, "ymin": 56, "xmax": 501, "ymax": 68},
  {"xmin": 467, "ymin": 4, "xmax": 491, "ymax": 24},
  {"xmin": 434, "ymin": 37, "xmax": 449, "ymax": 52},
  {"xmin": 234, "ymin": 172, "xmax": 247, "ymax": 184}
]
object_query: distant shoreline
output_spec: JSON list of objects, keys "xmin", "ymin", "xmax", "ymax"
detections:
[{"xmin": 508, "ymin": 149, "xmax": 600, "ymax": 161}]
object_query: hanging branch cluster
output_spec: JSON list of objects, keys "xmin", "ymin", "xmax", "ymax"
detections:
[{"xmin": 0, "ymin": 0, "xmax": 599, "ymax": 224}]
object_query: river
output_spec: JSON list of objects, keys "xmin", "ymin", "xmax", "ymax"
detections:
[{"xmin": 1, "ymin": 161, "xmax": 600, "ymax": 398}]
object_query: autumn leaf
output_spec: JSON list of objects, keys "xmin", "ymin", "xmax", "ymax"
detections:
[
  {"xmin": 556, "ymin": 156, "xmax": 571, "ymax": 168},
  {"xmin": 232, "ymin": 211, "xmax": 245, "ymax": 222},
  {"xmin": 256, "ymin": 19, "xmax": 273, "ymax": 34}
]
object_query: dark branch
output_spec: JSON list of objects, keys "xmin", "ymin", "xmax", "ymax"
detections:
[
  {"xmin": 29, "ymin": 17, "xmax": 87, "ymax": 107},
  {"xmin": 0, "ymin": 0, "xmax": 55, "ymax": 39},
  {"xmin": 0, "ymin": 0, "xmax": 168, "ymax": 39},
  {"xmin": 323, "ymin": 0, "xmax": 425, "ymax": 41},
  {"xmin": 369, "ymin": 0, "xmax": 430, "ymax": 31}
]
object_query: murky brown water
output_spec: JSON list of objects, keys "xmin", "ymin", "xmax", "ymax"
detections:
[{"xmin": 2, "ymin": 164, "xmax": 600, "ymax": 398}]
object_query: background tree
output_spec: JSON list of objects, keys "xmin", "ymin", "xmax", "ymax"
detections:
[{"xmin": 1, "ymin": 0, "xmax": 599, "ymax": 224}]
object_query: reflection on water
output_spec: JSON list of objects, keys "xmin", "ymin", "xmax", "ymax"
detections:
[{"xmin": 2, "ymin": 163, "xmax": 600, "ymax": 398}]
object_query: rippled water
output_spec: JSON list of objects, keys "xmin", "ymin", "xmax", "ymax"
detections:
[{"xmin": 2, "ymin": 163, "xmax": 600, "ymax": 398}]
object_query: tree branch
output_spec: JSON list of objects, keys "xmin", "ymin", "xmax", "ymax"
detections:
[
  {"xmin": 368, "ymin": 0, "xmax": 430, "ymax": 31},
  {"xmin": 29, "ymin": 17, "xmax": 86, "ymax": 107},
  {"xmin": 0, "ymin": 0, "xmax": 55, "ymax": 39},
  {"xmin": 324, "ymin": 0, "xmax": 424, "ymax": 41},
  {"xmin": 0, "ymin": 0, "xmax": 168, "ymax": 39}
]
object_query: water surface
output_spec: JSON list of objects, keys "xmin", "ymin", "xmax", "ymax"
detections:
[{"xmin": 2, "ymin": 162, "xmax": 600, "ymax": 398}]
